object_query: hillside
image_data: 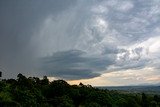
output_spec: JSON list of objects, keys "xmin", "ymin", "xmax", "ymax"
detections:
[{"xmin": 0, "ymin": 74, "xmax": 160, "ymax": 107}]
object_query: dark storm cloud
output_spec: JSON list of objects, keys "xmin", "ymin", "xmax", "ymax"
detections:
[
  {"xmin": 39, "ymin": 50, "xmax": 114, "ymax": 80},
  {"xmin": 1, "ymin": 0, "xmax": 160, "ymax": 82},
  {"xmin": 0, "ymin": 0, "xmax": 77, "ymax": 78}
]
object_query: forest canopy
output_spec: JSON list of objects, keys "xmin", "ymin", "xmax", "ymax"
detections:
[{"xmin": 0, "ymin": 74, "xmax": 160, "ymax": 107}]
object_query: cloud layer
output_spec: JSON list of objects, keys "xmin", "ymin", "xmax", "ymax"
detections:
[
  {"xmin": 0, "ymin": 0, "xmax": 160, "ymax": 84},
  {"xmin": 39, "ymin": 50, "xmax": 114, "ymax": 80}
]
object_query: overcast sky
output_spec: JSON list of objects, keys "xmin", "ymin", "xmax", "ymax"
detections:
[{"xmin": 0, "ymin": 0, "xmax": 160, "ymax": 86}]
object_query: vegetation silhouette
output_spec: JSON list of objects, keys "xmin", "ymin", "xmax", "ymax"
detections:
[{"xmin": 0, "ymin": 73, "xmax": 160, "ymax": 107}]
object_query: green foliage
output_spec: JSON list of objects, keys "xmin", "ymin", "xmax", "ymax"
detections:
[
  {"xmin": 52, "ymin": 95, "xmax": 74, "ymax": 107},
  {"xmin": 116, "ymin": 98, "xmax": 127, "ymax": 107},
  {"xmin": 85, "ymin": 102, "xmax": 101, "ymax": 107},
  {"xmin": 0, "ymin": 91, "xmax": 12, "ymax": 101},
  {"xmin": 0, "ymin": 73, "xmax": 160, "ymax": 107},
  {"xmin": 0, "ymin": 81, "xmax": 6, "ymax": 92}
]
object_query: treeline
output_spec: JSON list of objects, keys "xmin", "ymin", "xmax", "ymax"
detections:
[{"xmin": 0, "ymin": 74, "xmax": 160, "ymax": 107}]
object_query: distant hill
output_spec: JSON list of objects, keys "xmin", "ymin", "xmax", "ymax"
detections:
[{"xmin": 97, "ymin": 86, "xmax": 160, "ymax": 95}]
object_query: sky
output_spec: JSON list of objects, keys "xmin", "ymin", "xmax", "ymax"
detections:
[{"xmin": 0, "ymin": 0, "xmax": 160, "ymax": 86}]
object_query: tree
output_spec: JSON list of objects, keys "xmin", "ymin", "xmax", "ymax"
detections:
[
  {"xmin": 154, "ymin": 95, "xmax": 160, "ymax": 103},
  {"xmin": 142, "ymin": 93, "xmax": 148, "ymax": 107},
  {"xmin": 46, "ymin": 80, "xmax": 70, "ymax": 99},
  {"xmin": 52, "ymin": 96, "xmax": 74, "ymax": 107},
  {"xmin": 150, "ymin": 101, "xmax": 157, "ymax": 107},
  {"xmin": 116, "ymin": 98, "xmax": 127, "ymax": 107},
  {"xmin": 17, "ymin": 73, "xmax": 27, "ymax": 86},
  {"xmin": 41, "ymin": 76, "xmax": 49, "ymax": 85},
  {"xmin": 85, "ymin": 102, "xmax": 101, "ymax": 107}
]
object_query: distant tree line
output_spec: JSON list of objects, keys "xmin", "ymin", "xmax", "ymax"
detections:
[{"xmin": 0, "ymin": 73, "xmax": 160, "ymax": 107}]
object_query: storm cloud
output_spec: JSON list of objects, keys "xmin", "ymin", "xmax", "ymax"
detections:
[
  {"xmin": 0, "ymin": 0, "xmax": 160, "ymax": 83},
  {"xmin": 39, "ymin": 50, "xmax": 114, "ymax": 80},
  {"xmin": 0, "ymin": 0, "xmax": 77, "ymax": 77}
]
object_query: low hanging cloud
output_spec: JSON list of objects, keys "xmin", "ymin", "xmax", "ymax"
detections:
[{"xmin": 39, "ymin": 50, "xmax": 114, "ymax": 80}]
